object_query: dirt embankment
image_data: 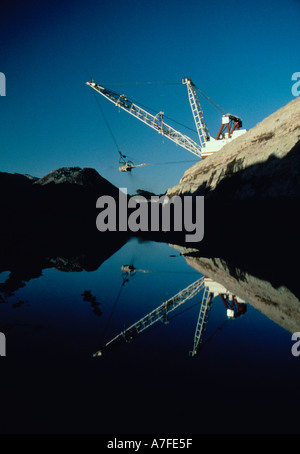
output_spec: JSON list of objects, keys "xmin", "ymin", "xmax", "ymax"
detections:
[{"xmin": 167, "ymin": 97, "xmax": 300, "ymax": 201}]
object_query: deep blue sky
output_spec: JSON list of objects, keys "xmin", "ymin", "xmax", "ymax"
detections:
[{"xmin": 1, "ymin": 0, "xmax": 299, "ymax": 194}]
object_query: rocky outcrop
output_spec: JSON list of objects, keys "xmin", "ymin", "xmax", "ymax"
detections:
[
  {"xmin": 167, "ymin": 97, "xmax": 300, "ymax": 201},
  {"xmin": 0, "ymin": 234, "xmax": 128, "ymax": 297}
]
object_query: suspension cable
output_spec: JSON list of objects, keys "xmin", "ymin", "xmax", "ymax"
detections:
[
  {"xmin": 92, "ymin": 88, "xmax": 195, "ymax": 162},
  {"xmin": 194, "ymin": 85, "xmax": 226, "ymax": 115},
  {"xmin": 99, "ymin": 275, "xmax": 129, "ymax": 347},
  {"xmin": 91, "ymin": 88, "xmax": 198, "ymax": 167},
  {"xmin": 102, "ymin": 81, "xmax": 181, "ymax": 86},
  {"xmin": 124, "ymin": 153, "xmax": 198, "ymax": 166},
  {"xmin": 92, "ymin": 90, "xmax": 124, "ymax": 157},
  {"xmin": 122, "ymin": 94, "xmax": 198, "ymax": 134},
  {"xmin": 103, "ymin": 79, "xmax": 227, "ymax": 118}
]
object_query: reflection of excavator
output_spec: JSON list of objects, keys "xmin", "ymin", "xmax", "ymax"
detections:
[
  {"xmin": 121, "ymin": 264, "xmax": 137, "ymax": 277},
  {"xmin": 121, "ymin": 264, "xmax": 151, "ymax": 277},
  {"xmin": 203, "ymin": 277, "xmax": 247, "ymax": 318},
  {"xmin": 93, "ymin": 276, "xmax": 247, "ymax": 358},
  {"xmin": 93, "ymin": 277, "xmax": 206, "ymax": 357},
  {"xmin": 220, "ymin": 294, "xmax": 247, "ymax": 319},
  {"xmin": 189, "ymin": 277, "xmax": 247, "ymax": 357}
]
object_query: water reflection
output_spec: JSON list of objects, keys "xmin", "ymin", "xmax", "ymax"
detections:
[
  {"xmin": 94, "ymin": 268, "xmax": 248, "ymax": 358},
  {"xmin": 177, "ymin": 247, "xmax": 300, "ymax": 336},
  {"xmin": 81, "ymin": 290, "xmax": 103, "ymax": 317},
  {"xmin": 0, "ymin": 236, "xmax": 299, "ymax": 358},
  {"xmin": 121, "ymin": 264, "xmax": 152, "ymax": 277},
  {"xmin": 1, "ymin": 236, "xmax": 300, "ymax": 434}
]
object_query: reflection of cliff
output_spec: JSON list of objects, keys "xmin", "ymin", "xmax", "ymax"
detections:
[
  {"xmin": 0, "ymin": 233, "xmax": 128, "ymax": 297},
  {"xmin": 172, "ymin": 245, "xmax": 300, "ymax": 335}
]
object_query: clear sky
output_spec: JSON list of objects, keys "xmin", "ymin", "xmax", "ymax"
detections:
[{"xmin": 1, "ymin": 0, "xmax": 299, "ymax": 194}]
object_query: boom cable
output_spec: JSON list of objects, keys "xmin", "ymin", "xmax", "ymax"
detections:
[
  {"xmin": 99, "ymin": 274, "xmax": 130, "ymax": 347},
  {"xmin": 92, "ymin": 89, "xmax": 124, "ymax": 157},
  {"xmin": 103, "ymin": 80, "xmax": 227, "ymax": 116},
  {"xmin": 120, "ymin": 94, "xmax": 198, "ymax": 134},
  {"xmin": 91, "ymin": 89, "xmax": 198, "ymax": 167},
  {"xmin": 102, "ymin": 81, "xmax": 181, "ymax": 86},
  {"xmin": 194, "ymin": 85, "xmax": 226, "ymax": 115}
]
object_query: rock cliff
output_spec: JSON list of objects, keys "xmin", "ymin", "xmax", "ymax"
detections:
[{"xmin": 167, "ymin": 97, "xmax": 300, "ymax": 201}]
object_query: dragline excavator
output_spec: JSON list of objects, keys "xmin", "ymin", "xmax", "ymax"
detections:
[{"xmin": 86, "ymin": 78, "xmax": 247, "ymax": 171}]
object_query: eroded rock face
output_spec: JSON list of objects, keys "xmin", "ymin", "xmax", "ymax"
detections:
[{"xmin": 167, "ymin": 97, "xmax": 300, "ymax": 201}]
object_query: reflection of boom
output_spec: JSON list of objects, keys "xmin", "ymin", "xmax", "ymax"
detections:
[
  {"xmin": 93, "ymin": 274, "xmax": 248, "ymax": 358},
  {"xmin": 189, "ymin": 286, "xmax": 214, "ymax": 357},
  {"xmin": 189, "ymin": 277, "xmax": 248, "ymax": 356},
  {"xmin": 93, "ymin": 276, "xmax": 205, "ymax": 357}
]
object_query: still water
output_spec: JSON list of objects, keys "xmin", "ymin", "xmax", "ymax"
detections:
[{"xmin": 0, "ymin": 237, "xmax": 299, "ymax": 434}]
